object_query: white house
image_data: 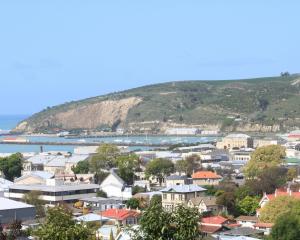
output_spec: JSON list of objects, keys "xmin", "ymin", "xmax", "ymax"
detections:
[{"xmin": 100, "ymin": 171, "xmax": 132, "ymax": 200}]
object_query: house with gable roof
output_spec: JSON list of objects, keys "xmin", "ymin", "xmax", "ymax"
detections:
[
  {"xmin": 187, "ymin": 196, "xmax": 226, "ymax": 214},
  {"xmin": 14, "ymin": 171, "xmax": 54, "ymax": 185},
  {"xmin": 100, "ymin": 171, "xmax": 132, "ymax": 200},
  {"xmin": 192, "ymin": 171, "xmax": 222, "ymax": 186},
  {"xmin": 160, "ymin": 184, "xmax": 206, "ymax": 211}
]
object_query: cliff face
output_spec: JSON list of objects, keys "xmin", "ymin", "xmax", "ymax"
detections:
[
  {"xmin": 15, "ymin": 97, "xmax": 142, "ymax": 132},
  {"xmin": 14, "ymin": 75, "xmax": 300, "ymax": 133}
]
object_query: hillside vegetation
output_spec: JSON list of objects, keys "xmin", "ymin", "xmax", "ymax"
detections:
[{"xmin": 15, "ymin": 75, "xmax": 300, "ymax": 133}]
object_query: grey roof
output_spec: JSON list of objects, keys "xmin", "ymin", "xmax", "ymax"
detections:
[
  {"xmin": 26, "ymin": 154, "xmax": 89, "ymax": 167},
  {"xmin": 166, "ymin": 175, "xmax": 188, "ymax": 180},
  {"xmin": 160, "ymin": 184, "xmax": 206, "ymax": 193},
  {"xmin": 225, "ymin": 134, "xmax": 251, "ymax": 139},
  {"xmin": 222, "ymin": 227, "xmax": 263, "ymax": 236},
  {"xmin": 80, "ymin": 196, "xmax": 123, "ymax": 204},
  {"xmin": 9, "ymin": 183, "xmax": 100, "ymax": 192},
  {"xmin": 0, "ymin": 197, "xmax": 34, "ymax": 210}
]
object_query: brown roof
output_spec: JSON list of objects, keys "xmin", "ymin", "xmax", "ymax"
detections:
[
  {"xmin": 200, "ymin": 225, "xmax": 223, "ymax": 233},
  {"xmin": 254, "ymin": 222, "xmax": 274, "ymax": 228},
  {"xmin": 236, "ymin": 215, "xmax": 258, "ymax": 223},
  {"xmin": 189, "ymin": 196, "xmax": 217, "ymax": 206}
]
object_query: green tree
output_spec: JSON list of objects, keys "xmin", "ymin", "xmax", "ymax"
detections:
[
  {"xmin": 175, "ymin": 159, "xmax": 188, "ymax": 174},
  {"xmin": 34, "ymin": 206, "xmax": 93, "ymax": 240},
  {"xmin": 145, "ymin": 158, "xmax": 174, "ymax": 186},
  {"xmin": 90, "ymin": 144, "xmax": 120, "ymax": 172},
  {"xmin": 72, "ymin": 160, "xmax": 89, "ymax": 174},
  {"xmin": 23, "ymin": 191, "xmax": 45, "ymax": 218},
  {"xmin": 96, "ymin": 189, "xmax": 107, "ymax": 198},
  {"xmin": 0, "ymin": 153, "xmax": 23, "ymax": 181},
  {"xmin": 287, "ymin": 167, "xmax": 298, "ymax": 181},
  {"xmin": 116, "ymin": 154, "xmax": 139, "ymax": 185},
  {"xmin": 216, "ymin": 191, "xmax": 237, "ymax": 216},
  {"xmin": 237, "ymin": 196, "xmax": 259, "ymax": 216},
  {"xmin": 270, "ymin": 214, "xmax": 300, "ymax": 240},
  {"xmin": 135, "ymin": 197, "xmax": 173, "ymax": 240},
  {"xmin": 126, "ymin": 198, "xmax": 140, "ymax": 209},
  {"xmin": 260, "ymin": 196, "xmax": 300, "ymax": 223},
  {"xmin": 244, "ymin": 145, "xmax": 286, "ymax": 178},
  {"xmin": 172, "ymin": 205, "xmax": 200, "ymax": 240}
]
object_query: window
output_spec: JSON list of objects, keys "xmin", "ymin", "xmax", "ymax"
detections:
[
  {"xmin": 171, "ymin": 194, "xmax": 175, "ymax": 201},
  {"xmin": 163, "ymin": 194, "xmax": 167, "ymax": 200}
]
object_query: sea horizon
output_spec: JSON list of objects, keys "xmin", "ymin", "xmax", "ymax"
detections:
[{"xmin": 0, "ymin": 114, "xmax": 29, "ymax": 130}]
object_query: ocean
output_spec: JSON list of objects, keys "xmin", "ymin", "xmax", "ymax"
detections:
[
  {"xmin": 0, "ymin": 115, "xmax": 27, "ymax": 130},
  {"xmin": 0, "ymin": 115, "xmax": 218, "ymax": 154}
]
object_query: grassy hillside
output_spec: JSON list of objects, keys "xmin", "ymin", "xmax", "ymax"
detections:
[{"xmin": 15, "ymin": 75, "xmax": 300, "ymax": 133}]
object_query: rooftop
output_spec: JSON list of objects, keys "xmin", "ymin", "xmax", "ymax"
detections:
[
  {"xmin": 9, "ymin": 183, "xmax": 100, "ymax": 192},
  {"xmin": 101, "ymin": 208, "xmax": 140, "ymax": 221},
  {"xmin": 225, "ymin": 134, "xmax": 251, "ymax": 139},
  {"xmin": 160, "ymin": 184, "xmax": 206, "ymax": 193},
  {"xmin": 0, "ymin": 197, "xmax": 34, "ymax": 210},
  {"xmin": 201, "ymin": 216, "xmax": 228, "ymax": 225},
  {"xmin": 192, "ymin": 171, "xmax": 222, "ymax": 179},
  {"xmin": 166, "ymin": 175, "xmax": 188, "ymax": 180}
]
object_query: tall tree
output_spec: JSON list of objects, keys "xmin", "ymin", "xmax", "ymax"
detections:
[
  {"xmin": 116, "ymin": 154, "xmax": 139, "ymax": 185},
  {"xmin": 244, "ymin": 145, "xmax": 285, "ymax": 178},
  {"xmin": 90, "ymin": 144, "xmax": 120, "ymax": 172},
  {"xmin": 145, "ymin": 158, "xmax": 174, "ymax": 185},
  {"xmin": 185, "ymin": 154, "xmax": 201, "ymax": 176},
  {"xmin": 0, "ymin": 153, "xmax": 23, "ymax": 181},
  {"xmin": 172, "ymin": 205, "xmax": 200, "ymax": 240}
]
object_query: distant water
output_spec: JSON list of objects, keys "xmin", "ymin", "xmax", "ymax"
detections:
[{"xmin": 0, "ymin": 115, "xmax": 28, "ymax": 130}]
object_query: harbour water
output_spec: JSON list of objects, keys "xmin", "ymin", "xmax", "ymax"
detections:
[{"xmin": 0, "ymin": 115, "xmax": 218, "ymax": 153}]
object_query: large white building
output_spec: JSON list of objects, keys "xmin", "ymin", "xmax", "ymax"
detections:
[
  {"xmin": 5, "ymin": 179, "xmax": 100, "ymax": 204},
  {"xmin": 100, "ymin": 171, "xmax": 132, "ymax": 200}
]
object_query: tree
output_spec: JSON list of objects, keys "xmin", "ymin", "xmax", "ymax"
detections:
[
  {"xmin": 116, "ymin": 154, "xmax": 139, "ymax": 185},
  {"xmin": 97, "ymin": 189, "xmax": 107, "ymax": 198},
  {"xmin": 135, "ymin": 197, "xmax": 173, "ymax": 240},
  {"xmin": 172, "ymin": 205, "xmax": 200, "ymax": 240},
  {"xmin": 0, "ymin": 153, "xmax": 23, "ymax": 181},
  {"xmin": 34, "ymin": 206, "xmax": 93, "ymax": 240},
  {"xmin": 237, "ymin": 196, "xmax": 259, "ymax": 216},
  {"xmin": 90, "ymin": 144, "xmax": 120, "ymax": 172},
  {"xmin": 175, "ymin": 160, "xmax": 188, "ymax": 174},
  {"xmin": 244, "ymin": 145, "xmax": 286, "ymax": 178},
  {"xmin": 23, "ymin": 191, "xmax": 45, "ymax": 218},
  {"xmin": 72, "ymin": 160, "xmax": 89, "ymax": 174},
  {"xmin": 126, "ymin": 198, "xmax": 140, "ymax": 209},
  {"xmin": 185, "ymin": 154, "xmax": 201, "ymax": 176},
  {"xmin": 145, "ymin": 158, "xmax": 174, "ymax": 186},
  {"xmin": 259, "ymin": 196, "xmax": 300, "ymax": 223},
  {"xmin": 270, "ymin": 214, "xmax": 300, "ymax": 240},
  {"xmin": 216, "ymin": 191, "xmax": 237, "ymax": 216},
  {"xmin": 287, "ymin": 167, "xmax": 298, "ymax": 181},
  {"xmin": 245, "ymin": 167, "xmax": 287, "ymax": 195}
]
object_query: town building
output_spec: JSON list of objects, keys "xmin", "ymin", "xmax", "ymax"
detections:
[
  {"xmin": 187, "ymin": 196, "xmax": 226, "ymax": 214},
  {"xmin": 160, "ymin": 184, "xmax": 206, "ymax": 211},
  {"xmin": 101, "ymin": 208, "xmax": 140, "ymax": 226},
  {"xmin": 14, "ymin": 171, "xmax": 54, "ymax": 185},
  {"xmin": 165, "ymin": 175, "xmax": 191, "ymax": 187},
  {"xmin": 80, "ymin": 196, "xmax": 124, "ymax": 211},
  {"xmin": 200, "ymin": 216, "xmax": 230, "ymax": 234},
  {"xmin": 0, "ymin": 177, "xmax": 13, "ymax": 197},
  {"xmin": 0, "ymin": 197, "xmax": 36, "ymax": 224},
  {"xmin": 216, "ymin": 134, "xmax": 253, "ymax": 149},
  {"xmin": 100, "ymin": 171, "xmax": 132, "ymax": 200},
  {"xmin": 192, "ymin": 171, "xmax": 222, "ymax": 186},
  {"xmin": 5, "ymin": 179, "xmax": 100, "ymax": 204}
]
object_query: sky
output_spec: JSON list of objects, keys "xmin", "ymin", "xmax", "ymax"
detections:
[{"xmin": 0, "ymin": 0, "xmax": 299, "ymax": 115}]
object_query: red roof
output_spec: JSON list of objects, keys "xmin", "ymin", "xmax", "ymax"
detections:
[
  {"xmin": 200, "ymin": 225, "xmax": 223, "ymax": 233},
  {"xmin": 192, "ymin": 171, "xmax": 222, "ymax": 179},
  {"xmin": 101, "ymin": 209, "xmax": 140, "ymax": 221},
  {"xmin": 201, "ymin": 216, "xmax": 228, "ymax": 225}
]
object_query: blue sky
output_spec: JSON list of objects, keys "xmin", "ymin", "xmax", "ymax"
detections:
[{"xmin": 0, "ymin": 0, "xmax": 299, "ymax": 114}]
